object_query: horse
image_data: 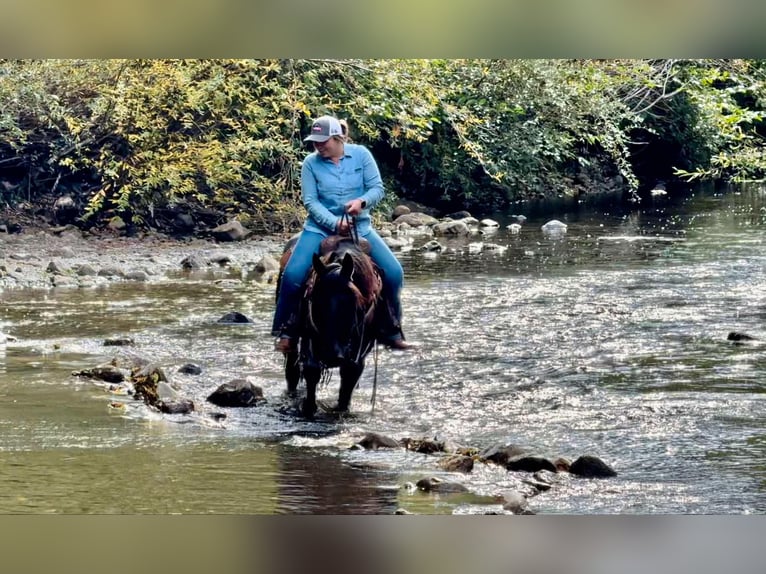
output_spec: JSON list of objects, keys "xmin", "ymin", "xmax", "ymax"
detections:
[{"xmin": 278, "ymin": 236, "xmax": 383, "ymax": 418}]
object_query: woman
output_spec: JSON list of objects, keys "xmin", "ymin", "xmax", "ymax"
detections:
[{"xmin": 271, "ymin": 115, "xmax": 411, "ymax": 353}]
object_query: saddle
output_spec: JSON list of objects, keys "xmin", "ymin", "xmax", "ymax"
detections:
[{"xmin": 277, "ymin": 234, "xmax": 376, "ymax": 304}]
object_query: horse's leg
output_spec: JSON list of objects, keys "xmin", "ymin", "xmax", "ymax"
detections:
[
  {"xmin": 301, "ymin": 365, "xmax": 320, "ymax": 418},
  {"xmin": 284, "ymin": 351, "xmax": 300, "ymax": 397},
  {"xmin": 336, "ymin": 361, "xmax": 364, "ymax": 413}
]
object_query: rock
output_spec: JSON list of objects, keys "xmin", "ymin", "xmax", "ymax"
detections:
[
  {"xmin": 507, "ymin": 223, "xmax": 522, "ymax": 234},
  {"xmin": 72, "ymin": 365, "xmax": 126, "ymax": 384},
  {"xmin": 53, "ymin": 195, "xmax": 79, "ymax": 225},
  {"xmin": 650, "ymin": 181, "xmax": 667, "ymax": 196},
  {"xmin": 437, "ymin": 454, "xmax": 474, "ymax": 473},
  {"xmin": 217, "ymin": 311, "xmax": 252, "ymax": 324},
  {"xmin": 157, "ymin": 381, "xmax": 180, "ymax": 401},
  {"xmin": 415, "ymin": 477, "xmax": 468, "ymax": 493},
  {"xmin": 254, "ymin": 254, "xmax": 279, "ymax": 274},
  {"xmin": 541, "ymin": 219, "xmax": 568, "ymax": 237},
  {"xmin": 46, "ymin": 261, "xmax": 63, "ymax": 274},
  {"xmin": 432, "ymin": 220, "xmax": 471, "ymax": 237},
  {"xmin": 211, "ymin": 220, "xmax": 249, "ymax": 242},
  {"xmin": 392, "ymin": 205, "xmax": 411, "ymax": 219},
  {"xmin": 444, "ymin": 210, "xmax": 472, "ymax": 220},
  {"xmin": 479, "ymin": 218, "xmax": 499, "ymax": 228},
  {"xmin": 51, "ymin": 275, "xmax": 77, "ymax": 288},
  {"xmin": 513, "ymin": 214, "xmax": 527, "ymax": 223},
  {"xmin": 50, "ymin": 246, "xmax": 76, "ymax": 258},
  {"xmin": 97, "ymin": 266, "xmax": 125, "ymax": 278},
  {"xmin": 180, "ymin": 255, "xmax": 207, "ymax": 269},
  {"xmin": 569, "ymin": 455, "xmax": 617, "ymax": 478},
  {"xmin": 157, "ymin": 398, "xmax": 195, "ymax": 414},
  {"xmin": 479, "ymin": 444, "xmax": 527, "ymax": 466},
  {"xmin": 501, "ymin": 490, "xmax": 532, "ymax": 514},
  {"xmin": 131, "ymin": 364, "xmax": 168, "ymax": 406},
  {"xmin": 727, "ymin": 331, "xmax": 756, "ymax": 342},
  {"xmin": 401, "ymin": 437, "xmax": 448, "ymax": 454},
  {"xmin": 107, "ymin": 216, "xmax": 126, "ymax": 232},
  {"xmin": 419, "ymin": 240, "xmax": 445, "ymax": 252},
  {"xmin": 178, "ymin": 363, "xmax": 202, "ymax": 375},
  {"xmin": 209, "ymin": 255, "xmax": 232, "ymax": 267},
  {"xmin": 103, "ymin": 337, "xmax": 135, "ymax": 347},
  {"xmin": 173, "ymin": 213, "xmax": 195, "ymax": 232},
  {"xmin": 384, "ymin": 237, "xmax": 409, "ymax": 249},
  {"xmin": 521, "ymin": 478, "xmax": 552, "ymax": 492},
  {"xmin": 356, "ymin": 432, "xmax": 401, "ymax": 450},
  {"xmin": 75, "ymin": 264, "xmax": 97, "ymax": 276},
  {"xmin": 207, "ymin": 378, "xmax": 265, "ymax": 407},
  {"xmin": 124, "ymin": 270, "xmax": 148, "ymax": 281},
  {"xmin": 0, "ymin": 332, "xmax": 17, "ymax": 343},
  {"xmin": 505, "ymin": 455, "xmax": 558, "ymax": 473},
  {"xmin": 392, "ymin": 212, "xmax": 439, "ymax": 227}
]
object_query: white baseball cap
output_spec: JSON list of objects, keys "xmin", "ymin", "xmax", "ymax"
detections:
[{"xmin": 303, "ymin": 115, "xmax": 343, "ymax": 142}]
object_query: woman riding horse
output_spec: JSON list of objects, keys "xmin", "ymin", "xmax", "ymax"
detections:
[{"xmin": 271, "ymin": 115, "xmax": 412, "ymax": 353}]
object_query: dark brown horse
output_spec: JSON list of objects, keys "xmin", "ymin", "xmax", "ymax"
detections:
[{"xmin": 279, "ymin": 236, "xmax": 382, "ymax": 418}]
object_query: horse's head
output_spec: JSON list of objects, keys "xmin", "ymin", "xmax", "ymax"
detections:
[{"xmin": 305, "ymin": 250, "xmax": 379, "ymax": 367}]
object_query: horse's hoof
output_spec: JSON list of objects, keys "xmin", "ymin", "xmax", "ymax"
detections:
[{"xmin": 301, "ymin": 400, "xmax": 317, "ymax": 419}]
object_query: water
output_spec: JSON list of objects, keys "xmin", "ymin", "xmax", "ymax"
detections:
[{"xmin": 1, "ymin": 183, "xmax": 765, "ymax": 514}]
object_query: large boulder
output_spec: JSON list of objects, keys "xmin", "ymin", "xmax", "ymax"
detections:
[
  {"xmin": 212, "ymin": 220, "xmax": 249, "ymax": 242},
  {"xmin": 505, "ymin": 455, "xmax": 558, "ymax": 473},
  {"xmin": 569, "ymin": 455, "xmax": 617, "ymax": 478},
  {"xmin": 207, "ymin": 378, "xmax": 265, "ymax": 407},
  {"xmin": 391, "ymin": 205, "xmax": 411, "ymax": 219},
  {"xmin": 392, "ymin": 212, "xmax": 439, "ymax": 228}
]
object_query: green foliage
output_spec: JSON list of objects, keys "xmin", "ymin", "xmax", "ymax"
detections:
[{"xmin": 2, "ymin": 59, "xmax": 766, "ymax": 231}]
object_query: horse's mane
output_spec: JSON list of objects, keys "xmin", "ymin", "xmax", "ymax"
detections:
[{"xmin": 309, "ymin": 239, "xmax": 381, "ymax": 309}]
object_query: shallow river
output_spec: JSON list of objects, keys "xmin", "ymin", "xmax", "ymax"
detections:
[{"xmin": 1, "ymin": 183, "xmax": 765, "ymax": 514}]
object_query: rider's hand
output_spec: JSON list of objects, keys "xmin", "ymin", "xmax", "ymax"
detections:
[
  {"xmin": 345, "ymin": 199, "xmax": 366, "ymax": 216},
  {"xmin": 336, "ymin": 218, "xmax": 350, "ymax": 236}
]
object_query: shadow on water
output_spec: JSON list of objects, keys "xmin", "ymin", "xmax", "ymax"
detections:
[{"xmin": 2, "ymin": 181, "xmax": 766, "ymax": 513}]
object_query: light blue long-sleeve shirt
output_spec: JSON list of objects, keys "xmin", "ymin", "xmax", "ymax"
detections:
[{"xmin": 300, "ymin": 143, "xmax": 385, "ymax": 236}]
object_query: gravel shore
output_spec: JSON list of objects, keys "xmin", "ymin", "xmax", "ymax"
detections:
[{"xmin": 0, "ymin": 225, "xmax": 286, "ymax": 291}]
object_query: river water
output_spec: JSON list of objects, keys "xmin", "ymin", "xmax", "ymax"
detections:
[{"xmin": 0, "ymin": 183, "xmax": 764, "ymax": 514}]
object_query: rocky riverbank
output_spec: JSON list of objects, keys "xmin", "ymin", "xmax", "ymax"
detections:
[{"xmin": 0, "ymin": 223, "xmax": 287, "ymax": 292}]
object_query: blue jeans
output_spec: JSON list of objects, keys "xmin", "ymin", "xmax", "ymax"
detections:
[{"xmin": 271, "ymin": 229, "xmax": 404, "ymax": 340}]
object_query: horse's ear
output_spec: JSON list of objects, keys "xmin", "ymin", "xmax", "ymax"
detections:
[
  {"xmin": 341, "ymin": 252, "xmax": 354, "ymax": 281},
  {"xmin": 312, "ymin": 253, "xmax": 327, "ymax": 276}
]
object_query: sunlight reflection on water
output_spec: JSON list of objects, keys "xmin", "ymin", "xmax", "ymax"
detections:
[{"xmin": 1, "ymin": 185, "xmax": 766, "ymax": 513}]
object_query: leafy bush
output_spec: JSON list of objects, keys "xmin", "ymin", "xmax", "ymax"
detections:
[{"xmin": 2, "ymin": 59, "xmax": 766, "ymax": 232}]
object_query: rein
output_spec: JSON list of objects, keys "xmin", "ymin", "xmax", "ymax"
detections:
[
  {"xmin": 342, "ymin": 212, "xmax": 379, "ymax": 415},
  {"xmin": 341, "ymin": 212, "xmax": 360, "ymax": 247}
]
